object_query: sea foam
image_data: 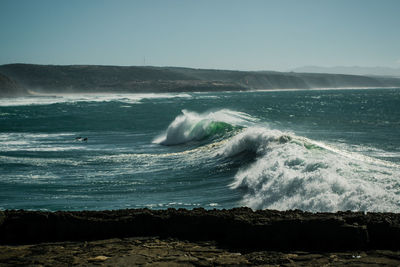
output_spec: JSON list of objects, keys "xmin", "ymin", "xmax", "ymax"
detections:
[
  {"xmin": 0, "ymin": 93, "xmax": 193, "ymax": 106},
  {"xmin": 220, "ymin": 127, "xmax": 400, "ymax": 212}
]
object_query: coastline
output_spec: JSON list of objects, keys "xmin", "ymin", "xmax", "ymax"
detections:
[
  {"xmin": 2, "ymin": 63, "xmax": 400, "ymax": 98},
  {"xmin": 2, "ymin": 208, "xmax": 400, "ymax": 265},
  {"xmin": 2, "ymin": 237, "xmax": 400, "ymax": 266},
  {"xmin": 1, "ymin": 208, "xmax": 400, "ymax": 249}
]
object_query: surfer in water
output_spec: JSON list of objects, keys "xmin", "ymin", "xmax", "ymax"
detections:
[{"xmin": 75, "ymin": 137, "xmax": 88, "ymax": 142}]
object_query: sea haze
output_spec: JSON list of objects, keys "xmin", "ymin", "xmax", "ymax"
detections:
[{"xmin": 1, "ymin": 88, "xmax": 399, "ymax": 212}]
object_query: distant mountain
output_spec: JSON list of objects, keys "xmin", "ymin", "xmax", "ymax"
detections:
[
  {"xmin": 292, "ymin": 66, "xmax": 400, "ymax": 77},
  {"xmin": 1, "ymin": 63, "xmax": 400, "ymax": 97}
]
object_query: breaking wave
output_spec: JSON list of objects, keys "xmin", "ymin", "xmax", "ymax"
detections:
[
  {"xmin": 152, "ymin": 108, "xmax": 400, "ymax": 212},
  {"xmin": 153, "ymin": 109, "xmax": 256, "ymax": 145},
  {"xmin": 219, "ymin": 127, "xmax": 400, "ymax": 212}
]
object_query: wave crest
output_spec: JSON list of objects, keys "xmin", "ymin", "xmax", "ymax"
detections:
[{"xmin": 153, "ymin": 109, "xmax": 256, "ymax": 145}]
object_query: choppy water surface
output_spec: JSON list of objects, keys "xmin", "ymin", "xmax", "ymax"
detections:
[{"xmin": 1, "ymin": 88, "xmax": 400, "ymax": 212}]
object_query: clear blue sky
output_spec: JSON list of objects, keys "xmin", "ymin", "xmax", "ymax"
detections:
[{"xmin": 1, "ymin": 0, "xmax": 399, "ymax": 71}]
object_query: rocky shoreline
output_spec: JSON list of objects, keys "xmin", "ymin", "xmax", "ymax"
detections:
[
  {"xmin": 1, "ymin": 208, "xmax": 400, "ymax": 250},
  {"xmin": 2, "ymin": 237, "xmax": 400, "ymax": 266},
  {"xmin": 1, "ymin": 208, "xmax": 400, "ymax": 265}
]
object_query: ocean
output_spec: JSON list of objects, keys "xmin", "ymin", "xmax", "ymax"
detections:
[{"xmin": 1, "ymin": 88, "xmax": 400, "ymax": 212}]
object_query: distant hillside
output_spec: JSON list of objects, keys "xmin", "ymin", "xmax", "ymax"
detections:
[
  {"xmin": 0, "ymin": 64, "xmax": 243, "ymax": 94},
  {"xmin": 1, "ymin": 64, "xmax": 400, "ymax": 96},
  {"xmin": 0, "ymin": 73, "xmax": 26, "ymax": 97},
  {"xmin": 293, "ymin": 66, "xmax": 400, "ymax": 77},
  {"xmin": 166, "ymin": 67, "xmax": 400, "ymax": 89}
]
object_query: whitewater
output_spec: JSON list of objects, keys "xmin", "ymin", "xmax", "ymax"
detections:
[{"xmin": 1, "ymin": 89, "xmax": 400, "ymax": 212}]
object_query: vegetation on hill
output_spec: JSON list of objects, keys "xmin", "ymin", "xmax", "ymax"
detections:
[
  {"xmin": 0, "ymin": 73, "xmax": 26, "ymax": 97},
  {"xmin": 1, "ymin": 63, "xmax": 400, "ymax": 96}
]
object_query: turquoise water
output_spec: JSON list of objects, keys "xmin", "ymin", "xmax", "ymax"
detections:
[{"xmin": 1, "ymin": 89, "xmax": 400, "ymax": 212}]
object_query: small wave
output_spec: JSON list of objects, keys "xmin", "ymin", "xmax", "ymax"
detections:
[
  {"xmin": 220, "ymin": 127, "xmax": 400, "ymax": 212},
  {"xmin": 0, "ymin": 132, "xmax": 73, "ymax": 140},
  {"xmin": 0, "ymin": 93, "xmax": 193, "ymax": 106},
  {"xmin": 154, "ymin": 109, "xmax": 256, "ymax": 145},
  {"xmin": 0, "ymin": 155, "xmax": 82, "ymax": 167},
  {"xmin": 0, "ymin": 132, "xmax": 85, "ymax": 152},
  {"xmin": 2, "ymin": 146, "xmax": 86, "ymax": 152}
]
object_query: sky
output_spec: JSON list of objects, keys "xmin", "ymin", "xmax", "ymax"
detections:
[{"xmin": 1, "ymin": 0, "xmax": 400, "ymax": 71}]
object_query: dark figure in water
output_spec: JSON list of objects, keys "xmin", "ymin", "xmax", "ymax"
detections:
[{"xmin": 83, "ymin": 137, "xmax": 88, "ymax": 142}]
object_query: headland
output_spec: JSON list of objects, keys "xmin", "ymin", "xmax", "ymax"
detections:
[{"xmin": 2, "ymin": 64, "xmax": 400, "ymax": 97}]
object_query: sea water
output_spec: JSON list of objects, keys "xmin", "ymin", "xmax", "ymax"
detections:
[{"xmin": 1, "ymin": 88, "xmax": 399, "ymax": 212}]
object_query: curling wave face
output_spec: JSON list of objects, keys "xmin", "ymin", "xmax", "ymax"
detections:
[{"xmin": 153, "ymin": 109, "xmax": 256, "ymax": 145}]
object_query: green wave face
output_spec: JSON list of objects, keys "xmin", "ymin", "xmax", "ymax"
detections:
[
  {"xmin": 189, "ymin": 120, "xmax": 239, "ymax": 142},
  {"xmin": 304, "ymin": 142, "xmax": 323, "ymax": 150},
  {"xmin": 205, "ymin": 121, "xmax": 236, "ymax": 138}
]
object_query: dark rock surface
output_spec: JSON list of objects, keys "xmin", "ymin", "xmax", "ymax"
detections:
[
  {"xmin": 1, "ymin": 208, "xmax": 400, "ymax": 252},
  {"xmin": 2, "ymin": 237, "xmax": 400, "ymax": 266}
]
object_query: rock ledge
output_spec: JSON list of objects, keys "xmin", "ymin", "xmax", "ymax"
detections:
[{"xmin": 1, "ymin": 208, "xmax": 399, "ymax": 251}]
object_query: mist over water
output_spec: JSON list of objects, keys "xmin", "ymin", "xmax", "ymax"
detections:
[{"xmin": 1, "ymin": 89, "xmax": 400, "ymax": 212}]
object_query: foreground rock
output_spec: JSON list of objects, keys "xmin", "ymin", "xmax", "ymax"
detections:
[
  {"xmin": 1, "ymin": 208, "xmax": 400, "ymax": 252},
  {"xmin": 1, "ymin": 237, "xmax": 400, "ymax": 266}
]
